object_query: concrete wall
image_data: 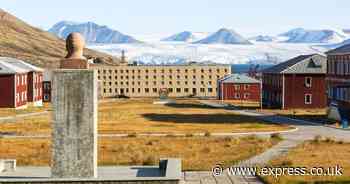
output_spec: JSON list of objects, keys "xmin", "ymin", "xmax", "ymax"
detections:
[{"xmin": 51, "ymin": 69, "xmax": 97, "ymax": 178}]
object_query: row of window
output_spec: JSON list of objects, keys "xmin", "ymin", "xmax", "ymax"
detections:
[
  {"xmin": 328, "ymin": 87, "xmax": 350, "ymax": 102},
  {"xmin": 103, "ymin": 87, "xmax": 216, "ymax": 94},
  {"xmin": 103, "ymin": 80, "xmax": 214, "ymax": 86},
  {"xmin": 328, "ymin": 60, "xmax": 350, "ymax": 75},
  {"xmin": 16, "ymin": 91, "xmax": 27, "ymax": 103},
  {"xmin": 98, "ymin": 75, "xmax": 221, "ymax": 80},
  {"xmin": 232, "ymin": 93, "xmax": 251, "ymax": 99},
  {"xmin": 16, "ymin": 75, "xmax": 27, "ymax": 86},
  {"xmin": 98, "ymin": 68, "xmax": 228, "ymax": 74},
  {"xmin": 233, "ymin": 84, "xmax": 251, "ymax": 90}
]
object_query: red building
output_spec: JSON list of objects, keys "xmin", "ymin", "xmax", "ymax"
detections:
[
  {"xmin": 262, "ymin": 54, "xmax": 327, "ymax": 109},
  {"xmin": 326, "ymin": 44, "xmax": 350, "ymax": 126},
  {"xmin": 4, "ymin": 58, "xmax": 44, "ymax": 106},
  {"xmin": 218, "ymin": 74, "xmax": 261, "ymax": 103},
  {"xmin": 0, "ymin": 58, "xmax": 43, "ymax": 108}
]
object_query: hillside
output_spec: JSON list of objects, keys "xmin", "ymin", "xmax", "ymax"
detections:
[
  {"xmin": 0, "ymin": 9, "xmax": 118, "ymax": 68},
  {"xmin": 49, "ymin": 21, "xmax": 141, "ymax": 44}
]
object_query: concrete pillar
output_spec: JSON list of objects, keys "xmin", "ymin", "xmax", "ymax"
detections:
[{"xmin": 51, "ymin": 69, "xmax": 97, "ymax": 178}]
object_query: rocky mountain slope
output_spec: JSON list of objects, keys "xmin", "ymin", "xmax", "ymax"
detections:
[
  {"xmin": 0, "ymin": 9, "xmax": 118, "ymax": 68},
  {"xmin": 193, "ymin": 28, "xmax": 252, "ymax": 45}
]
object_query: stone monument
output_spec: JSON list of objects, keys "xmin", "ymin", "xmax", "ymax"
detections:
[{"xmin": 51, "ymin": 32, "xmax": 97, "ymax": 178}]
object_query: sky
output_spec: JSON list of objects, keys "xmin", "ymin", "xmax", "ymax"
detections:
[{"xmin": 1, "ymin": 0, "xmax": 350, "ymax": 38}]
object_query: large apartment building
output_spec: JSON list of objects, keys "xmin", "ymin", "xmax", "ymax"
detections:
[{"xmin": 91, "ymin": 63, "xmax": 231, "ymax": 98}]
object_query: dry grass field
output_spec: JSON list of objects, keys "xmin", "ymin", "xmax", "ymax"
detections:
[
  {"xmin": 262, "ymin": 139, "xmax": 350, "ymax": 184},
  {"xmin": 0, "ymin": 136, "xmax": 280, "ymax": 171},
  {"xmin": 0, "ymin": 99, "xmax": 290, "ymax": 135},
  {"xmin": 0, "ymin": 103, "xmax": 51, "ymax": 117}
]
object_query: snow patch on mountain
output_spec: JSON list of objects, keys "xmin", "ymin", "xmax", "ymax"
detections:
[
  {"xmin": 193, "ymin": 28, "xmax": 252, "ymax": 45},
  {"xmin": 250, "ymin": 35, "xmax": 277, "ymax": 42},
  {"xmin": 279, "ymin": 28, "xmax": 347, "ymax": 43}
]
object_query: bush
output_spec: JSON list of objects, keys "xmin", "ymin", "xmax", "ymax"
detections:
[
  {"xmin": 185, "ymin": 133, "xmax": 194, "ymax": 137},
  {"xmin": 204, "ymin": 131, "xmax": 211, "ymax": 137},
  {"xmin": 312, "ymin": 135, "xmax": 323, "ymax": 144},
  {"xmin": 270, "ymin": 133, "xmax": 283, "ymax": 140},
  {"xmin": 143, "ymin": 155, "xmax": 157, "ymax": 165},
  {"xmin": 324, "ymin": 137, "xmax": 336, "ymax": 143},
  {"xmin": 127, "ymin": 133, "xmax": 137, "ymax": 138}
]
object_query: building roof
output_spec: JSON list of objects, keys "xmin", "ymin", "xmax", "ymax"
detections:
[
  {"xmin": 326, "ymin": 43, "xmax": 350, "ymax": 55},
  {"xmin": 262, "ymin": 54, "xmax": 327, "ymax": 74},
  {"xmin": 219, "ymin": 74, "xmax": 260, "ymax": 84},
  {"xmin": 0, "ymin": 60, "xmax": 29, "ymax": 75},
  {"xmin": 0, "ymin": 57, "xmax": 43, "ymax": 72}
]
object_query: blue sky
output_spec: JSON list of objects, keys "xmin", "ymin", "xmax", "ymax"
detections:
[{"xmin": 2, "ymin": 0, "xmax": 349, "ymax": 37}]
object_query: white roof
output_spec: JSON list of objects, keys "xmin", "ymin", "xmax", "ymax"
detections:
[
  {"xmin": 0, "ymin": 60, "xmax": 29, "ymax": 74},
  {"xmin": 0, "ymin": 57, "xmax": 43, "ymax": 72}
]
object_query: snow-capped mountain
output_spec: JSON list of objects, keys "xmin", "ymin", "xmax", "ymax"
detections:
[
  {"xmin": 161, "ymin": 31, "xmax": 196, "ymax": 42},
  {"xmin": 343, "ymin": 29, "xmax": 350, "ymax": 35},
  {"xmin": 250, "ymin": 35, "xmax": 277, "ymax": 42},
  {"xmin": 193, "ymin": 28, "xmax": 252, "ymax": 45},
  {"xmin": 279, "ymin": 28, "xmax": 347, "ymax": 43},
  {"xmin": 48, "ymin": 21, "xmax": 141, "ymax": 44}
]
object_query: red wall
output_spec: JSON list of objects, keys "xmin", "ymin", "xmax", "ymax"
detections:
[
  {"xmin": 221, "ymin": 83, "xmax": 261, "ymax": 102},
  {"xmin": 284, "ymin": 74, "xmax": 327, "ymax": 109},
  {"xmin": 27, "ymin": 72, "xmax": 43, "ymax": 102},
  {"xmin": 0, "ymin": 75, "xmax": 15, "ymax": 108}
]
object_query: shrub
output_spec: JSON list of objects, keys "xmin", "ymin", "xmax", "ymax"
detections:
[
  {"xmin": 270, "ymin": 133, "xmax": 283, "ymax": 140},
  {"xmin": 185, "ymin": 133, "xmax": 194, "ymax": 137},
  {"xmin": 312, "ymin": 135, "xmax": 323, "ymax": 144},
  {"xmin": 143, "ymin": 155, "xmax": 157, "ymax": 165},
  {"xmin": 204, "ymin": 131, "xmax": 211, "ymax": 137},
  {"xmin": 127, "ymin": 133, "xmax": 137, "ymax": 138},
  {"xmin": 324, "ymin": 137, "xmax": 336, "ymax": 143}
]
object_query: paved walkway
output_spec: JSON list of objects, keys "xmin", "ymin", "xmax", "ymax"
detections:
[{"xmin": 182, "ymin": 104, "xmax": 350, "ymax": 184}]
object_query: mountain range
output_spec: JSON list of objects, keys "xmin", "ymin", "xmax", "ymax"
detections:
[
  {"xmin": 0, "ymin": 9, "xmax": 116, "ymax": 68},
  {"xmin": 193, "ymin": 28, "xmax": 252, "ymax": 45},
  {"xmin": 49, "ymin": 21, "xmax": 350, "ymax": 45},
  {"xmin": 49, "ymin": 21, "xmax": 141, "ymax": 44},
  {"xmin": 279, "ymin": 28, "xmax": 347, "ymax": 43}
]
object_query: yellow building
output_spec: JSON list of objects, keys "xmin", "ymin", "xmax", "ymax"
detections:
[{"xmin": 91, "ymin": 63, "xmax": 231, "ymax": 98}]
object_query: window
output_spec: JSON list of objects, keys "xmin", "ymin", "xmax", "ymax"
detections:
[
  {"xmin": 244, "ymin": 93, "xmax": 250, "ymax": 99},
  {"xmin": 200, "ymin": 88, "xmax": 205, "ymax": 92},
  {"xmin": 153, "ymin": 88, "xmax": 157, "ymax": 93},
  {"xmin": 244, "ymin": 84, "xmax": 250, "ymax": 90},
  {"xmin": 145, "ymin": 88, "xmax": 149, "ymax": 93},
  {"xmin": 184, "ymin": 88, "xmax": 189, "ymax": 93},
  {"xmin": 44, "ymin": 95, "xmax": 49, "ymax": 101},
  {"xmin": 305, "ymin": 77, "xmax": 312, "ymax": 88},
  {"xmin": 234, "ymin": 93, "xmax": 240, "ymax": 99},
  {"xmin": 305, "ymin": 94, "xmax": 312, "ymax": 104},
  {"xmin": 208, "ymin": 88, "xmax": 213, "ymax": 93},
  {"xmin": 176, "ymin": 88, "xmax": 181, "ymax": 93},
  {"xmin": 234, "ymin": 85, "xmax": 240, "ymax": 90}
]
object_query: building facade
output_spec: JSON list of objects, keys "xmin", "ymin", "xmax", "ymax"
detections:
[
  {"xmin": 91, "ymin": 63, "xmax": 231, "ymax": 98},
  {"xmin": 4, "ymin": 58, "xmax": 44, "ymax": 106},
  {"xmin": 262, "ymin": 54, "xmax": 327, "ymax": 109},
  {"xmin": 0, "ymin": 58, "xmax": 43, "ymax": 108},
  {"xmin": 326, "ymin": 44, "xmax": 350, "ymax": 125},
  {"xmin": 218, "ymin": 74, "xmax": 261, "ymax": 104}
]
